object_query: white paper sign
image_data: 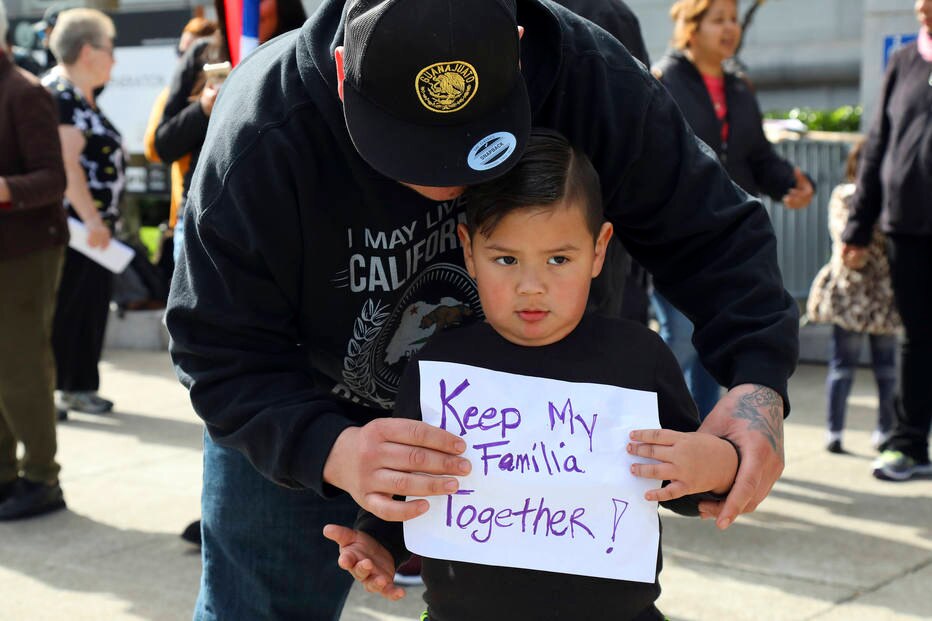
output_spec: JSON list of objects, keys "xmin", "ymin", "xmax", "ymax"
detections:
[
  {"xmin": 67, "ymin": 217, "xmax": 135, "ymax": 274},
  {"xmin": 404, "ymin": 361, "xmax": 661, "ymax": 583}
]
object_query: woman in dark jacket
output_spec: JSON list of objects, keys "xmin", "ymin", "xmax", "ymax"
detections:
[
  {"xmin": 843, "ymin": 0, "xmax": 932, "ymax": 482},
  {"xmin": 154, "ymin": 0, "xmax": 307, "ymax": 264},
  {"xmin": 649, "ymin": 0, "xmax": 813, "ymax": 418}
]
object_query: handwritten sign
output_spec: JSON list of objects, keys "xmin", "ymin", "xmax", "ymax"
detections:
[{"xmin": 404, "ymin": 361, "xmax": 661, "ymax": 583}]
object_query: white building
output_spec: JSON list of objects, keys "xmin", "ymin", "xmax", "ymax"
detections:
[{"xmin": 631, "ymin": 0, "xmax": 917, "ymax": 120}]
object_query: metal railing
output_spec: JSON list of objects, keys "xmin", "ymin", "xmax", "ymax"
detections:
[{"xmin": 761, "ymin": 132, "xmax": 861, "ymax": 298}]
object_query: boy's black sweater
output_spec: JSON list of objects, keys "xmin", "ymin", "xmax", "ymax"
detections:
[
  {"xmin": 844, "ymin": 42, "xmax": 932, "ymax": 245},
  {"xmin": 165, "ymin": 0, "xmax": 798, "ymax": 494},
  {"xmin": 357, "ymin": 316, "xmax": 702, "ymax": 621}
]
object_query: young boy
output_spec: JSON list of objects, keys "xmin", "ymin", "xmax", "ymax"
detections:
[{"xmin": 324, "ymin": 129, "xmax": 739, "ymax": 621}]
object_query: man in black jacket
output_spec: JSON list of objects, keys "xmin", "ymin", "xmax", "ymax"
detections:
[{"xmin": 166, "ymin": 0, "xmax": 796, "ymax": 618}]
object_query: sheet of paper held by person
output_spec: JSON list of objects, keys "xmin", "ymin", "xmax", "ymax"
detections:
[
  {"xmin": 67, "ymin": 217, "xmax": 134, "ymax": 274},
  {"xmin": 404, "ymin": 361, "xmax": 661, "ymax": 583}
]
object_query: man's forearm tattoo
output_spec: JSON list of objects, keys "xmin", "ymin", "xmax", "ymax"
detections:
[{"xmin": 733, "ymin": 385, "xmax": 784, "ymax": 455}]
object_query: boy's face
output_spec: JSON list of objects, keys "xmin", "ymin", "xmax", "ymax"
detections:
[{"xmin": 458, "ymin": 202, "xmax": 613, "ymax": 347}]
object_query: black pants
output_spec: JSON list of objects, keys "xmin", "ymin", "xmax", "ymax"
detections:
[
  {"xmin": 885, "ymin": 235, "xmax": 932, "ymax": 463},
  {"xmin": 52, "ymin": 248, "xmax": 112, "ymax": 392}
]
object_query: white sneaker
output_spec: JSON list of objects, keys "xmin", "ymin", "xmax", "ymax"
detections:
[
  {"xmin": 825, "ymin": 431, "xmax": 844, "ymax": 454},
  {"xmin": 55, "ymin": 391, "xmax": 114, "ymax": 414},
  {"xmin": 872, "ymin": 450, "xmax": 932, "ymax": 481}
]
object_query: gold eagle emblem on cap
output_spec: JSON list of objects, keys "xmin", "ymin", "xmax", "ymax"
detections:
[{"xmin": 416, "ymin": 61, "xmax": 478, "ymax": 113}]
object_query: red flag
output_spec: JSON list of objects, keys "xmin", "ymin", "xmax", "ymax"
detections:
[{"xmin": 216, "ymin": 0, "xmax": 260, "ymax": 66}]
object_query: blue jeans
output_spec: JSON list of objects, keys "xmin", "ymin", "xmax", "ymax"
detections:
[
  {"xmin": 650, "ymin": 293, "xmax": 720, "ymax": 419},
  {"xmin": 826, "ymin": 325, "xmax": 896, "ymax": 435},
  {"xmin": 194, "ymin": 433, "xmax": 359, "ymax": 620},
  {"xmin": 173, "ymin": 216, "xmax": 185, "ymax": 265}
]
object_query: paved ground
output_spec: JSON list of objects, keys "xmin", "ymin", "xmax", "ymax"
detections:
[{"xmin": 1, "ymin": 350, "xmax": 930, "ymax": 621}]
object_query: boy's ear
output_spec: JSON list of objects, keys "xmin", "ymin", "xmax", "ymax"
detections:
[
  {"xmin": 457, "ymin": 223, "xmax": 477, "ymax": 278},
  {"xmin": 590, "ymin": 222, "xmax": 614, "ymax": 279}
]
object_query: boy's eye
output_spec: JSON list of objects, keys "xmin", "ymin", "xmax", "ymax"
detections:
[
  {"xmin": 495, "ymin": 256, "xmax": 517, "ymax": 266},
  {"xmin": 547, "ymin": 256, "xmax": 569, "ymax": 265}
]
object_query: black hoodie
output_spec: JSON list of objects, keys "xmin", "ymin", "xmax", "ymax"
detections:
[
  {"xmin": 555, "ymin": 0, "xmax": 649, "ymax": 66},
  {"xmin": 843, "ymin": 42, "xmax": 932, "ymax": 245},
  {"xmin": 166, "ymin": 0, "xmax": 798, "ymax": 495},
  {"xmin": 652, "ymin": 50, "xmax": 796, "ymax": 201}
]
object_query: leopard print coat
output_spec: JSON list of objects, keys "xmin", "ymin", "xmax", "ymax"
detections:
[{"xmin": 807, "ymin": 184, "xmax": 901, "ymax": 335}]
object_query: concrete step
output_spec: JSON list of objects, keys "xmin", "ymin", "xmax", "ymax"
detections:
[{"xmin": 103, "ymin": 306, "xmax": 169, "ymax": 351}]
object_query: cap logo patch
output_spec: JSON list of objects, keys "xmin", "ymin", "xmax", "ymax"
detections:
[
  {"xmin": 467, "ymin": 132, "xmax": 517, "ymax": 171},
  {"xmin": 416, "ymin": 61, "xmax": 478, "ymax": 113}
]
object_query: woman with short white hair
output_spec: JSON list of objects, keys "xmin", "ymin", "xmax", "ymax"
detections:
[{"xmin": 43, "ymin": 8, "xmax": 125, "ymax": 417}]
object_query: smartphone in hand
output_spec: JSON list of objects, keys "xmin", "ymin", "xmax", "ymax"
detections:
[{"xmin": 203, "ymin": 61, "xmax": 232, "ymax": 87}]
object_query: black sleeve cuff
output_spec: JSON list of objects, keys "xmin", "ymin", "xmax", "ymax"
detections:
[{"xmin": 290, "ymin": 413, "xmax": 359, "ymax": 498}]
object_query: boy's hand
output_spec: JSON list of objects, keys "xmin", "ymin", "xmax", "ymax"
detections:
[
  {"xmin": 627, "ymin": 429, "xmax": 738, "ymax": 501},
  {"xmin": 323, "ymin": 524, "xmax": 407, "ymax": 601}
]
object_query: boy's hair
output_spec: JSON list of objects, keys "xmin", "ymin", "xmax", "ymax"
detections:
[{"xmin": 463, "ymin": 128, "xmax": 603, "ymax": 239}]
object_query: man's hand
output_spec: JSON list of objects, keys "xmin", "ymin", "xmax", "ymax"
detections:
[
  {"xmin": 696, "ymin": 384, "xmax": 785, "ymax": 530},
  {"xmin": 782, "ymin": 168, "xmax": 814, "ymax": 210},
  {"xmin": 323, "ymin": 418, "xmax": 471, "ymax": 521},
  {"xmin": 841, "ymin": 243, "xmax": 868, "ymax": 270},
  {"xmin": 323, "ymin": 524, "xmax": 406, "ymax": 601}
]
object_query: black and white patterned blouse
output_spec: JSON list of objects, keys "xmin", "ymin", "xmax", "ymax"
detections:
[{"xmin": 43, "ymin": 74, "xmax": 125, "ymax": 222}]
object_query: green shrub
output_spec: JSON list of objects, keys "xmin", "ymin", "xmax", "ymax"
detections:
[
  {"xmin": 139, "ymin": 226, "xmax": 162, "ymax": 262},
  {"xmin": 764, "ymin": 105, "xmax": 862, "ymax": 132}
]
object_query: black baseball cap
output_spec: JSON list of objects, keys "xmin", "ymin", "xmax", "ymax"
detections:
[{"xmin": 341, "ymin": 0, "xmax": 530, "ymax": 187}]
